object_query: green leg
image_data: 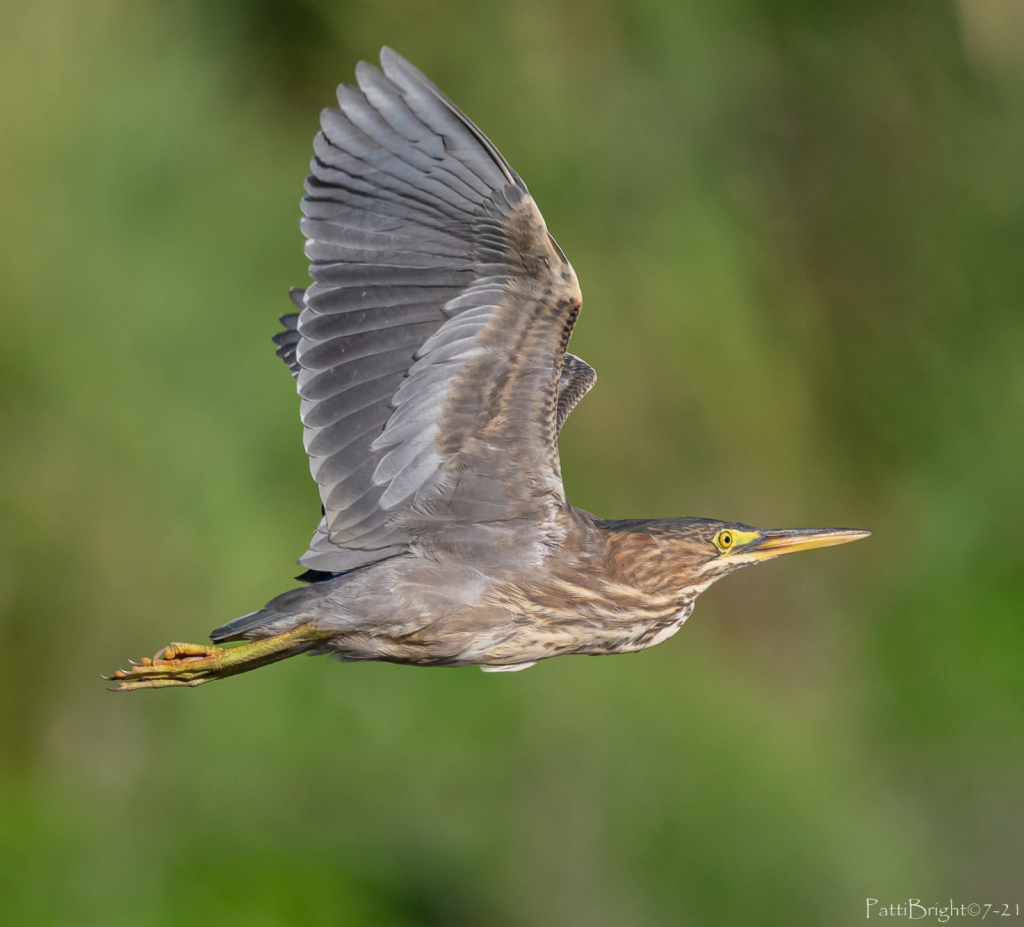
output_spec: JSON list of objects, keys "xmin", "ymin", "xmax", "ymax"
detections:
[{"xmin": 109, "ymin": 624, "xmax": 334, "ymax": 691}]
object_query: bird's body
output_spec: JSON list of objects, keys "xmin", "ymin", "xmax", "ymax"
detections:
[
  {"xmin": 218, "ymin": 514, "xmax": 708, "ymax": 671},
  {"xmin": 112, "ymin": 49, "xmax": 869, "ymax": 690}
]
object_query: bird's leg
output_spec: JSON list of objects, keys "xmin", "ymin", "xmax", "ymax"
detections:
[{"xmin": 109, "ymin": 623, "xmax": 334, "ymax": 691}]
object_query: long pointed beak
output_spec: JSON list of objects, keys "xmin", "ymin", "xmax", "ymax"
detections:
[{"xmin": 740, "ymin": 527, "xmax": 873, "ymax": 561}]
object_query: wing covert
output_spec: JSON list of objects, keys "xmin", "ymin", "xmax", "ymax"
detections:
[{"xmin": 555, "ymin": 354, "xmax": 596, "ymax": 433}]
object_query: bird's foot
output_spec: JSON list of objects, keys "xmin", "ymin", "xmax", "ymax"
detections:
[
  {"xmin": 109, "ymin": 642, "xmax": 238, "ymax": 690},
  {"xmin": 108, "ymin": 624, "xmax": 332, "ymax": 691}
]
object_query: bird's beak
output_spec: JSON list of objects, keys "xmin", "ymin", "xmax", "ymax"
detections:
[{"xmin": 739, "ymin": 527, "xmax": 873, "ymax": 561}]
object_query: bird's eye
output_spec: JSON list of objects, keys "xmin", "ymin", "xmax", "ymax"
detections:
[{"xmin": 715, "ymin": 530, "xmax": 734, "ymax": 551}]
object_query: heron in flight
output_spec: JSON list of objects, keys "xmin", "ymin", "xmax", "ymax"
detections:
[{"xmin": 112, "ymin": 49, "xmax": 869, "ymax": 690}]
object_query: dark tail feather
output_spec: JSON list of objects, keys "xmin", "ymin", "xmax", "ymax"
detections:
[
  {"xmin": 210, "ymin": 579, "xmax": 337, "ymax": 643},
  {"xmin": 210, "ymin": 608, "xmax": 281, "ymax": 643},
  {"xmin": 296, "ymin": 568, "xmax": 346, "ymax": 584}
]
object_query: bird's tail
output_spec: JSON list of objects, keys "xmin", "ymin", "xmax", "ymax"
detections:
[
  {"xmin": 209, "ymin": 608, "xmax": 283, "ymax": 643},
  {"xmin": 209, "ymin": 579, "xmax": 338, "ymax": 643}
]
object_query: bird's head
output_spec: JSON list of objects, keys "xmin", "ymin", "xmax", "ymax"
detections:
[
  {"xmin": 602, "ymin": 518, "xmax": 872, "ymax": 596},
  {"xmin": 668, "ymin": 518, "xmax": 873, "ymax": 593}
]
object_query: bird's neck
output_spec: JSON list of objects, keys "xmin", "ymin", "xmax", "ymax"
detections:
[{"xmin": 573, "ymin": 514, "xmax": 706, "ymax": 604}]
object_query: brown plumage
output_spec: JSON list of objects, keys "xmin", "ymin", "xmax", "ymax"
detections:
[{"xmin": 110, "ymin": 49, "xmax": 869, "ymax": 690}]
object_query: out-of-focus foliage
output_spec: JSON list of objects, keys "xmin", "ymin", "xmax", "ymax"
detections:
[{"xmin": 1, "ymin": 0, "xmax": 1022, "ymax": 924}]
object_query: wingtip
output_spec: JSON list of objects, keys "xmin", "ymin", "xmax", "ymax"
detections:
[
  {"xmin": 379, "ymin": 46, "xmax": 437, "ymax": 92},
  {"xmin": 379, "ymin": 46, "xmax": 401, "ymax": 75}
]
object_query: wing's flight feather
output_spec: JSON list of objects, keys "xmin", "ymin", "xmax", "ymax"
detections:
[
  {"xmin": 273, "ymin": 312, "xmax": 302, "ymax": 379},
  {"xmin": 288, "ymin": 48, "xmax": 585, "ymax": 573}
]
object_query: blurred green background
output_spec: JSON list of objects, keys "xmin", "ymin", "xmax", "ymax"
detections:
[{"xmin": 2, "ymin": 0, "xmax": 1023, "ymax": 924}]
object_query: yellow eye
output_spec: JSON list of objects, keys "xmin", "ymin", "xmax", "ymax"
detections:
[{"xmin": 715, "ymin": 530, "xmax": 734, "ymax": 551}]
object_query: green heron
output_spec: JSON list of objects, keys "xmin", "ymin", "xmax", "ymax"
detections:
[{"xmin": 111, "ymin": 48, "xmax": 870, "ymax": 691}]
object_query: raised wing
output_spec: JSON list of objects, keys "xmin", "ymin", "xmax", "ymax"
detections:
[{"xmin": 293, "ymin": 48, "xmax": 583, "ymax": 573}]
